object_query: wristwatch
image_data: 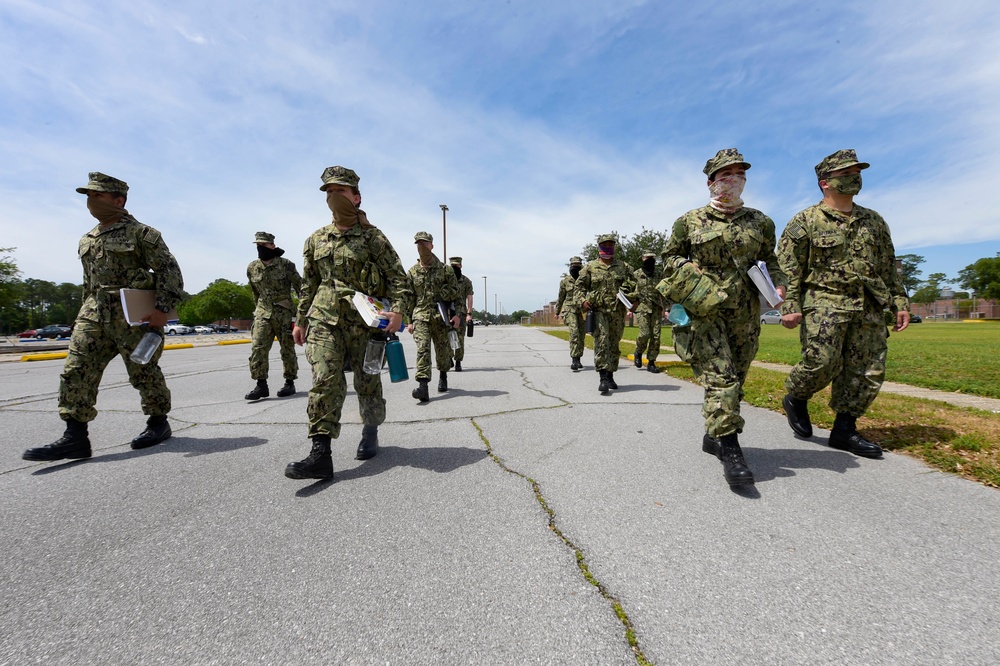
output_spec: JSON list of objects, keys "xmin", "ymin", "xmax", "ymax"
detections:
[{"xmin": 155, "ymin": 304, "xmax": 170, "ymax": 313}]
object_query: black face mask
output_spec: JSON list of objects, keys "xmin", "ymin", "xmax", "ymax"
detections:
[
  {"xmin": 569, "ymin": 265, "xmax": 581, "ymax": 279},
  {"xmin": 453, "ymin": 265, "xmax": 462, "ymax": 280},
  {"xmin": 642, "ymin": 259, "xmax": 655, "ymax": 277},
  {"xmin": 258, "ymin": 245, "xmax": 285, "ymax": 261}
]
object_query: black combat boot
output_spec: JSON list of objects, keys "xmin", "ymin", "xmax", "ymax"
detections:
[
  {"xmin": 455, "ymin": 360, "xmax": 463, "ymax": 372},
  {"xmin": 607, "ymin": 372, "xmax": 618, "ymax": 390},
  {"xmin": 132, "ymin": 415, "xmax": 172, "ymax": 449},
  {"xmin": 276, "ymin": 380, "xmax": 296, "ymax": 397},
  {"xmin": 245, "ymin": 379, "xmax": 269, "ymax": 401},
  {"xmin": 438, "ymin": 372, "xmax": 449, "ymax": 392},
  {"xmin": 571, "ymin": 357, "xmax": 582, "ymax": 371},
  {"xmin": 704, "ymin": 433, "xmax": 755, "ymax": 487},
  {"xmin": 285, "ymin": 435, "xmax": 333, "ymax": 480},
  {"xmin": 634, "ymin": 353, "xmax": 642, "ymax": 368},
  {"xmin": 598, "ymin": 370, "xmax": 611, "ymax": 395},
  {"xmin": 647, "ymin": 362, "xmax": 662, "ymax": 374},
  {"xmin": 23, "ymin": 418, "xmax": 91, "ymax": 461},
  {"xmin": 829, "ymin": 413, "xmax": 883, "ymax": 458},
  {"xmin": 356, "ymin": 425, "xmax": 379, "ymax": 460},
  {"xmin": 412, "ymin": 379, "xmax": 430, "ymax": 403},
  {"xmin": 782, "ymin": 394, "xmax": 813, "ymax": 438}
]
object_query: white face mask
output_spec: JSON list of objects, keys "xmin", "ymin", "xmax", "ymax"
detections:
[{"xmin": 708, "ymin": 174, "xmax": 746, "ymax": 213}]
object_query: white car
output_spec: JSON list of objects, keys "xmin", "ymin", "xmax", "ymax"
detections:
[
  {"xmin": 193, "ymin": 325, "xmax": 214, "ymax": 335},
  {"xmin": 760, "ymin": 309, "xmax": 782, "ymax": 325},
  {"xmin": 164, "ymin": 323, "xmax": 192, "ymax": 335}
]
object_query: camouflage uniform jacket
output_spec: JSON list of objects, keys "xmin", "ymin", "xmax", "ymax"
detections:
[
  {"xmin": 631, "ymin": 266, "xmax": 664, "ymax": 315},
  {"xmin": 778, "ymin": 202, "xmax": 909, "ymax": 315},
  {"xmin": 662, "ymin": 205, "xmax": 786, "ymax": 311},
  {"xmin": 575, "ymin": 259, "xmax": 634, "ymax": 313},
  {"xmin": 77, "ymin": 214, "xmax": 184, "ymax": 323},
  {"xmin": 556, "ymin": 274, "xmax": 579, "ymax": 315},
  {"xmin": 407, "ymin": 254, "xmax": 460, "ymax": 322},
  {"xmin": 297, "ymin": 223, "xmax": 410, "ymax": 326},
  {"xmin": 247, "ymin": 256, "xmax": 301, "ymax": 319},
  {"xmin": 455, "ymin": 275, "xmax": 475, "ymax": 317}
]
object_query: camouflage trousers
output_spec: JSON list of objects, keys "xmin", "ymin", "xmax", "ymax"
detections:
[
  {"xmin": 59, "ymin": 317, "xmax": 170, "ymax": 423},
  {"xmin": 454, "ymin": 318, "xmax": 467, "ymax": 362},
  {"xmin": 672, "ymin": 307, "xmax": 759, "ymax": 437},
  {"xmin": 563, "ymin": 309, "xmax": 584, "ymax": 358},
  {"xmin": 413, "ymin": 317, "xmax": 454, "ymax": 380},
  {"xmin": 305, "ymin": 314, "xmax": 386, "ymax": 439},
  {"xmin": 786, "ymin": 307, "xmax": 889, "ymax": 417},
  {"xmin": 249, "ymin": 311, "xmax": 297, "ymax": 381},
  {"xmin": 592, "ymin": 308, "xmax": 625, "ymax": 372},
  {"xmin": 634, "ymin": 310, "xmax": 662, "ymax": 362}
]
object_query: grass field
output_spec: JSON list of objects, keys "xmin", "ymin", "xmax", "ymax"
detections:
[{"xmin": 542, "ymin": 323, "xmax": 1000, "ymax": 488}]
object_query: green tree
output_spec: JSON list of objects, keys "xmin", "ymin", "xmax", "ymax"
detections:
[
  {"xmin": 911, "ymin": 272, "xmax": 951, "ymax": 304},
  {"xmin": 580, "ymin": 226, "xmax": 669, "ymax": 269},
  {"xmin": 958, "ymin": 253, "xmax": 1000, "ymax": 300},
  {"xmin": 0, "ymin": 247, "xmax": 23, "ymax": 333},
  {"xmin": 509, "ymin": 309, "xmax": 530, "ymax": 322},
  {"xmin": 896, "ymin": 253, "xmax": 924, "ymax": 295},
  {"xmin": 195, "ymin": 279, "xmax": 254, "ymax": 323}
]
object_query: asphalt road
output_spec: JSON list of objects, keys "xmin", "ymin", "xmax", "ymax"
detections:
[{"xmin": 2, "ymin": 326, "xmax": 998, "ymax": 665}]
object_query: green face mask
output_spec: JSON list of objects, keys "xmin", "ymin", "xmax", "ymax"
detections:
[{"xmin": 826, "ymin": 173, "xmax": 862, "ymax": 195}]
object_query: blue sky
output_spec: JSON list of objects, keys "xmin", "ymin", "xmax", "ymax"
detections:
[{"xmin": 2, "ymin": 0, "xmax": 998, "ymax": 314}]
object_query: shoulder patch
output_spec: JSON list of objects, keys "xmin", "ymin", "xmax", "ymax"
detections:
[
  {"xmin": 784, "ymin": 222, "xmax": 807, "ymax": 240},
  {"xmin": 142, "ymin": 227, "xmax": 162, "ymax": 245}
]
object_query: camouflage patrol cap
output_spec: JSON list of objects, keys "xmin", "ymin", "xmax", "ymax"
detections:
[
  {"xmin": 815, "ymin": 149, "xmax": 870, "ymax": 179},
  {"xmin": 319, "ymin": 165, "xmax": 360, "ymax": 191},
  {"xmin": 569, "ymin": 256, "xmax": 583, "ymax": 265},
  {"xmin": 414, "ymin": 231, "xmax": 433, "ymax": 243},
  {"xmin": 254, "ymin": 231, "xmax": 275, "ymax": 244},
  {"xmin": 642, "ymin": 251, "xmax": 657, "ymax": 259},
  {"xmin": 76, "ymin": 172, "xmax": 128, "ymax": 195},
  {"xmin": 596, "ymin": 233, "xmax": 618, "ymax": 245},
  {"xmin": 449, "ymin": 256, "xmax": 463, "ymax": 266},
  {"xmin": 703, "ymin": 148, "xmax": 750, "ymax": 178}
]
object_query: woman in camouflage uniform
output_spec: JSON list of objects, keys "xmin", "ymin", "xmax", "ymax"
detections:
[{"xmin": 577, "ymin": 234, "xmax": 634, "ymax": 394}]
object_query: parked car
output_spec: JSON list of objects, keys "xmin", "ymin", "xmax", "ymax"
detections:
[
  {"xmin": 212, "ymin": 324, "xmax": 237, "ymax": 333},
  {"xmin": 163, "ymin": 323, "xmax": 192, "ymax": 335},
  {"xmin": 18, "ymin": 329, "xmax": 36, "ymax": 338},
  {"xmin": 35, "ymin": 325, "xmax": 72, "ymax": 339},
  {"xmin": 192, "ymin": 325, "xmax": 214, "ymax": 334},
  {"xmin": 760, "ymin": 309, "xmax": 781, "ymax": 325},
  {"xmin": 910, "ymin": 314, "xmax": 922, "ymax": 323}
]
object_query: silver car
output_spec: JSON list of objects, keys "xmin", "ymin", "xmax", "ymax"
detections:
[{"xmin": 760, "ymin": 309, "xmax": 781, "ymax": 325}]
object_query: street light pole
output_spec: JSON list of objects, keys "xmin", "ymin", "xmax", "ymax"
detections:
[
  {"xmin": 440, "ymin": 204, "xmax": 448, "ymax": 261},
  {"xmin": 482, "ymin": 276, "xmax": 487, "ymax": 318}
]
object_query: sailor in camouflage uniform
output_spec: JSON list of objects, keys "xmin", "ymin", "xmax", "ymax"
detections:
[
  {"xmin": 662, "ymin": 149, "xmax": 786, "ymax": 487},
  {"xmin": 285, "ymin": 166, "xmax": 411, "ymax": 481},
  {"xmin": 632, "ymin": 251, "xmax": 665, "ymax": 373},
  {"xmin": 245, "ymin": 231, "xmax": 302, "ymax": 401},
  {"xmin": 407, "ymin": 232, "xmax": 461, "ymax": 401},
  {"xmin": 577, "ymin": 234, "xmax": 634, "ymax": 394},
  {"xmin": 778, "ymin": 149, "xmax": 910, "ymax": 459},
  {"xmin": 556, "ymin": 256, "xmax": 585, "ymax": 371},
  {"xmin": 23, "ymin": 172, "xmax": 184, "ymax": 462},
  {"xmin": 449, "ymin": 256, "xmax": 475, "ymax": 372}
]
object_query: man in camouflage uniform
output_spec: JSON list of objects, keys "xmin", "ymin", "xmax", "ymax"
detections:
[
  {"xmin": 23, "ymin": 172, "xmax": 184, "ymax": 462},
  {"xmin": 556, "ymin": 256, "xmax": 585, "ymax": 371},
  {"xmin": 632, "ymin": 250, "xmax": 665, "ymax": 373},
  {"xmin": 449, "ymin": 256, "xmax": 475, "ymax": 372},
  {"xmin": 285, "ymin": 166, "xmax": 411, "ymax": 481},
  {"xmin": 778, "ymin": 149, "xmax": 910, "ymax": 459},
  {"xmin": 577, "ymin": 234, "xmax": 634, "ymax": 394},
  {"xmin": 407, "ymin": 232, "xmax": 460, "ymax": 401},
  {"xmin": 245, "ymin": 231, "xmax": 302, "ymax": 401},
  {"xmin": 662, "ymin": 149, "xmax": 786, "ymax": 487}
]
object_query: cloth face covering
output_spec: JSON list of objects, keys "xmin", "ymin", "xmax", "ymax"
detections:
[
  {"xmin": 257, "ymin": 245, "xmax": 285, "ymax": 261},
  {"xmin": 826, "ymin": 173, "xmax": 862, "ymax": 196},
  {"xmin": 598, "ymin": 244, "xmax": 615, "ymax": 259},
  {"xmin": 417, "ymin": 243, "xmax": 434, "ymax": 263},
  {"xmin": 327, "ymin": 191, "xmax": 360, "ymax": 227},
  {"xmin": 452, "ymin": 266, "xmax": 462, "ymax": 280},
  {"xmin": 642, "ymin": 258, "xmax": 655, "ymax": 276},
  {"xmin": 569, "ymin": 265, "xmax": 581, "ymax": 279},
  {"xmin": 708, "ymin": 174, "xmax": 745, "ymax": 213},
  {"xmin": 87, "ymin": 197, "xmax": 127, "ymax": 225}
]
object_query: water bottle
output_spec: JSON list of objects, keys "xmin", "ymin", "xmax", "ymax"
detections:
[
  {"xmin": 667, "ymin": 303, "xmax": 690, "ymax": 327},
  {"xmin": 466, "ymin": 319, "xmax": 474, "ymax": 338},
  {"xmin": 385, "ymin": 334, "xmax": 408, "ymax": 383},
  {"xmin": 362, "ymin": 334, "xmax": 386, "ymax": 375},
  {"xmin": 130, "ymin": 329, "xmax": 162, "ymax": 365},
  {"xmin": 585, "ymin": 310, "xmax": 596, "ymax": 334},
  {"xmin": 448, "ymin": 329, "xmax": 460, "ymax": 351}
]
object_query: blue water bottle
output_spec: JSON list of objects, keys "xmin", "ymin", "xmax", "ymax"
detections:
[
  {"xmin": 385, "ymin": 334, "xmax": 408, "ymax": 383},
  {"xmin": 667, "ymin": 303, "xmax": 690, "ymax": 327}
]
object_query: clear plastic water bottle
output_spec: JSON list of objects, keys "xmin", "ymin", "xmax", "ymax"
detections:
[
  {"xmin": 667, "ymin": 303, "xmax": 690, "ymax": 327},
  {"xmin": 448, "ymin": 329, "xmax": 460, "ymax": 351},
  {"xmin": 363, "ymin": 337, "xmax": 386, "ymax": 375},
  {"xmin": 130, "ymin": 329, "xmax": 163, "ymax": 365}
]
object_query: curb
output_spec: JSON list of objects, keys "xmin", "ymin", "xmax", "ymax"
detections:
[{"xmin": 21, "ymin": 342, "xmax": 196, "ymax": 362}]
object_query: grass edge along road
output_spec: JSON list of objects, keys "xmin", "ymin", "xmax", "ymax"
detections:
[{"xmin": 541, "ymin": 328, "xmax": 1000, "ymax": 489}]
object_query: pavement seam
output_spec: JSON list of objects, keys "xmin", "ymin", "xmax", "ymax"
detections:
[{"xmin": 471, "ymin": 418, "xmax": 653, "ymax": 666}]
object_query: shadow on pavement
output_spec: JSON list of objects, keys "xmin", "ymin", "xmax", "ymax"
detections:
[
  {"xmin": 32, "ymin": 436, "xmax": 271, "ymax": 469},
  {"xmin": 741, "ymin": 446, "xmax": 861, "ymax": 484}
]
